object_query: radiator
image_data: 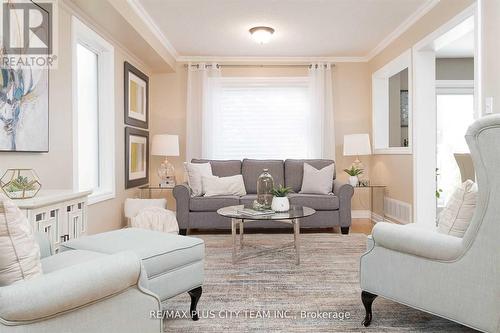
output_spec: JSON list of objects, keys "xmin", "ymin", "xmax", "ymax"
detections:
[{"xmin": 384, "ymin": 197, "xmax": 412, "ymax": 224}]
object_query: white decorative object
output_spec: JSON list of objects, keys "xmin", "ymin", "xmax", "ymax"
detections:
[
  {"xmin": 15, "ymin": 190, "xmax": 91, "ymax": 252},
  {"xmin": 202, "ymin": 175, "xmax": 247, "ymax": 197},
  {"xmin": 152, "ymin": 134, "xmax": 179, "ymax": 187},
  {"xmin": 271, "ymin": 196, "xmax": 290, "ymax": 212},
  {"xmin": 184, "ymin": 162, "xmax": 213, "ymax": 197},
  {"xmin": 343, "ymin": 133, "xmax": 372, "ymax": 169},
  {"xmin": 131, "ymin": 207, "xmax": 179, "ymax": 234},
  {"xmin": 0, "ymin": 194, "xmax": 42, "ymax": 286},
  {"xmin": 438, "ymin": 180, "xmax": 477, "ymax": 238},
  {"xmin": 249, "ymin": 26, "xmax": 275, "ymax": 44},
  {"xmin": 348, "ymin": 176, "xmax": 359, "ymax": 187}
]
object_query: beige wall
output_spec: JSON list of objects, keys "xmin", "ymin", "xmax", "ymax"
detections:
[
  {"xmin": 436, "ymin": 58, "xmax": 474, "ymax": 80},
  {"xmin": 0, "ymin": 3, "xmax": 155, "ymax": 234},
  {"xmin": 368, "ymin": 0, "xmax": 475, "ymax": 206},
  {"xmin": 482, "ymin": 0, "xmax": 500, "ymax": 114},
  {"xmin": 149, "ymin": 63, "xmax": 373, "ymax": 211}
]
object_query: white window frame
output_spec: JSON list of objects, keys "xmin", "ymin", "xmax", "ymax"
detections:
[{"xmin": 72, "ymin": 16, "xmax": 115, "ymax": 205}]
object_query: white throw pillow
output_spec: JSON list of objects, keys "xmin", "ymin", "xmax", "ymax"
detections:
[
  {"xmin": 202, "ymin": 175, "xmax": 247, "ymax": 197},
  {"xmin": 0, "ymin": 194, "xmax": 42, "ymax": 286},
  {"xmin": 300, "ymin": 163, "xmax": 335, "ymax": 195},
  {"xmin": 438, "ymin": 180, "xmax": 477, "ymax": 238},
  {"xmin": 184, "ymin": 162, "xmax": 213, "ymax": 197}
]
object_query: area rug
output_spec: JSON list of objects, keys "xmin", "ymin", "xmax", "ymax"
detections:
[{"xmin": 163, "ymin": 233, "xmax": 475, "ymax": 332}]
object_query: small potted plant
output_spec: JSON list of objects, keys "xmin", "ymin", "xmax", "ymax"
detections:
[
  {"xmin": 343, "ymin": 166, "xmax": 363, "ymax": 187},
  {"xmin": 271, "ymin": 184, "xmax": 293, "ymax": 212}
]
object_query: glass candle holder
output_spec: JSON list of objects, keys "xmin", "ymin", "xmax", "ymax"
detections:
[{"xmin": 256, "ymin": 168, "xmax": 274, "ymax": 209}]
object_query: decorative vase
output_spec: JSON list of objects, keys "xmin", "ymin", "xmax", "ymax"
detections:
[
  {"xmin": 0, "ymin": 169, "xmax": 41, "ymax": 199},
  {"xmin": 348, "ymin": 176, "xmax": 358, "ymax": 187},
  {"xmin": 271, "ymin": 196, "xmax": 290, "ymax": 212},
  {"xmin": 256, "ymin": 169, "xmax": 274, "ymax": 209}
]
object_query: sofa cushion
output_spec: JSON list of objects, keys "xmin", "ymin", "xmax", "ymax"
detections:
[
  {"xmin": 60, "ymin": 228, "xmax": 204, "ymax": 279},
  {"xmin": 192, "ymin": 159, "xmax": 241, "ymax": 177},
  {"xmin": 285, "ymin": 159, "xmax": 336, "ymax": 193},
  {"xmin": 0, "ymin": 194, "xmax": 42, "ymax": 286},
  {"xmin": 242, "ymin": 159, "xmax": 284, "ymax": 193},
  {"xmin": 288, "ymin": 193, "xmax": 339, "ymax": 211},
  {"xmin": 190, "ymin": 195, "xmax": 240, "ymax": 212},
  {"xmin": 41, "ymin": 250, "xmax": 105, "ymax": 273},
  {"xmin": 240, "ymin": 194, "xmax": 257, "ymax": 206}
]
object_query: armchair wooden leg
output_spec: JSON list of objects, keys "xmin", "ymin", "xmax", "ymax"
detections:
[
  {"xmin": 341, "ymin": 227, "xmax": 350, "ymax": 234},
  {"xmin": 361, "ymin": 291, "xmax": 377, "ymax": 327},
  {"xmin": 188, "ymin": 287, "xmax": 202, "ymax": 321},
  {"xmin": 179, "ymin": 229, "xmax": 187, "ymax": 236}
]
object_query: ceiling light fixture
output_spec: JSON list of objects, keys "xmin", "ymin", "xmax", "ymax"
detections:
[{"xmin": 249, "ymin": 26, "xmax": 275, "ymax": 44}]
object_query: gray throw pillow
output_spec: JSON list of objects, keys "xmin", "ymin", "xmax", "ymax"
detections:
[{"xmin": 300, "ymin": 163, "xmax": 334, "ymax": 195}]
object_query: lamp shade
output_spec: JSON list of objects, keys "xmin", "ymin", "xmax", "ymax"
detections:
[
  {"xmin": 343, "ymin": 134, "xmax": 372, "ymax": 156},
  {"xmin": 151, "ymin": 134, "xmax": 179, "ymax": 157}
]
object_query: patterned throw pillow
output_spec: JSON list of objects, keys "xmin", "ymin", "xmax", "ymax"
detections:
[
  {"xmin": 437, "ymin": 180, "xmax": 477, "ymax": 238},
  {"xmin": 0, "ymin": 194, "xmax": 42, "ymax": 286}
]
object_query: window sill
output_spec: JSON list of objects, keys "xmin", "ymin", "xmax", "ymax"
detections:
[{"xmin": 87, "ymin": 191, "xmax": 115, "ymax": 205}]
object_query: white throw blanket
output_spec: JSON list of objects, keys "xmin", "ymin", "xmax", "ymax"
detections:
[{"xmin": 131, "ymin": 207, "xmax": 179, "ymax": 234}]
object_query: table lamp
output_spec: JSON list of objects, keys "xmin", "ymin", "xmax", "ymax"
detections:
[
  {"xmin": 151, "ymin": 134, "xmax": 179, "ymax": 188},
  {"xmin": 343, "ymin": 133, "xmax": 372, "ymax": 170}
]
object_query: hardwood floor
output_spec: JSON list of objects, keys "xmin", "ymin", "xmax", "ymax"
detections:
[{"xmin": 187, "ymin": 218, "xmax": 375, "ymax": 236}]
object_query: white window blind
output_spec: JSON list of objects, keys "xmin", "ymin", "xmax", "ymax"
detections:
[{"xmin": 203, "ymin": 77, "xmax": 317, "ymax": 160}]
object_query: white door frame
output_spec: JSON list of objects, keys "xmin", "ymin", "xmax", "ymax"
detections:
[{"xmin": 411, "ymin": 3, "xmax": 481, "ymax": 227}]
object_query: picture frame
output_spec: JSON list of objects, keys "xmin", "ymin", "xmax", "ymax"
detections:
[
  {"xmin": 125, "ymin": 127, "xmax": 149, "ymax": 189},
  {"xmin": 124, "ymin": 61, "xmax": 149, "ymax": 129}
]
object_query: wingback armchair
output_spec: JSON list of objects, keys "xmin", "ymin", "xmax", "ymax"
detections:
[
  {"xmin": 0, "ymin": 233, "xmax": 162, "ymax": 333},
  {"xmin": 360, "ymin": 115, "xmax": 500, "ymax": 333}
]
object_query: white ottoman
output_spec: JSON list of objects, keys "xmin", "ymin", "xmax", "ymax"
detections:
[{"xmin": 60, "ymin": 228, "xmax": 205, "ymax": 320}]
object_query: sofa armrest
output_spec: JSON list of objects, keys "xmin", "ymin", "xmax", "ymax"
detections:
[
  {"xmin": 0, "ymin": 251, "xmax": 151, "ymax": 322},
  {"xmin": 333, "ymin": 179, "xmax": 354, "ymax": 227},
  {"xmin": 372, "ymin": 222, "xmax": 463, "ymax": 261},
  {"xmin": 173, "ymin": 183, "xmax": 192, "ymax": 229}
]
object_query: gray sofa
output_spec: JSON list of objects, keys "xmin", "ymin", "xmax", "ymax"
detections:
[{"xmin": 174, "ymin": 159, "xmax": 354, "ymax": 234}]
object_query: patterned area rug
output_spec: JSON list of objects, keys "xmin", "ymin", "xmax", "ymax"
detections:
[{"xmin": 163, "ymin": 233, "xmax": 475, "ymax": 332}]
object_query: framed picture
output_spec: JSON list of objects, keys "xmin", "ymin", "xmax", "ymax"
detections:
[
  {"xmin": 125, "ymin": 127, "xmax": 149, "ymax": 188},
  {"xmin": 124, "ymin": 62, "xmax": 149, "ymax": 129}
]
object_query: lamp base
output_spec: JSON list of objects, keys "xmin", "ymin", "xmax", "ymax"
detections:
[{"xmin": 157, "ymin": 158, "xmax": 176, "ymax": 188}]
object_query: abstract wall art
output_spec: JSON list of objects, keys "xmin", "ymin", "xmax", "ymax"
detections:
[
  {"xmin": 125, "ymin": 126, "xmax": 149, "ymax": 188},
  {"xmin": 0, "ymin": 67, "xmax": 49, "ymax": 152}
]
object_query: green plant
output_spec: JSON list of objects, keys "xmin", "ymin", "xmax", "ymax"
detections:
[
  {"xmin": 271, "ymin": 184, "xmax": 293, "ymax": 197},
  {"xmin": 343, "ymin": 166, "xmax": 363, "ymax": 177},
  {"xmin": 5, "ymin": 176, "xmax": 37, "ymax": 193},
  {"xmin": 435, "ymin": 168, "xmax": 443, "ymax": 198}
]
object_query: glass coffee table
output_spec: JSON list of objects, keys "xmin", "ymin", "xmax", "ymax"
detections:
[{"xmin": 217, "ymin": 205, "xmax": 316, "ymax": 265}]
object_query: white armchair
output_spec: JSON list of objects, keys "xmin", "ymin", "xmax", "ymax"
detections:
[
  {"xmin": 0, "ymin": 234, "xmax": 162, "ymax": 333},
  {"xmin": 360, "ymin": 115, "xmax": 500, "ymax": 333}
]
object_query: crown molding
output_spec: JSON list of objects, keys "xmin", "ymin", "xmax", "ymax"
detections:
[
  {"xmin": 176, "ymin": 56, "xmax": 368, "ymax": 64},
  {"xmin": 127, "ymin": 0, "xmax": 179, "ymax": 59},
  {"xmin": 365, "ymin": 0, "xmax": 440, "ymax": 61},
  {"xmin": 125, "ymin": 0, "xmax": 440, "ymax": 65}
]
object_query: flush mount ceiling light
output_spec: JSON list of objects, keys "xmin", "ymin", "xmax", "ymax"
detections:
[{"xmin": 249, "ymin": 26, "xmax": 275, "ymax": 44}]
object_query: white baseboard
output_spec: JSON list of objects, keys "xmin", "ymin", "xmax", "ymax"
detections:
[{"xmin": 351, "ymin": 210, "xmax": 403, "ymax": 224}]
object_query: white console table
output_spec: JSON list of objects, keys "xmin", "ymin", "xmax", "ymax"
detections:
[{"xmin": 15, "ymin": 190, "xmax": 92, "ymax": 252}]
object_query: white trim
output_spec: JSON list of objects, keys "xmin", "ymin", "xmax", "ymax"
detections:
[
  {"xmin": 372, "ymin": 49, "xmax": 413, "ymax": 155},
  {"xmin": 177, "ymin": 56, "xmax": 366, "ymax": 64},
  {"xmin": 365, "ymin": 0, "xmax": 440, "ymax": 61},
  {"xmin": 411, "ymin": 3, "xmax": 478, "ymax": 227},
  {"xmin": 72, "ymin": 17, "xmax": 116, "ymax": 206},
  {"xmin": 126, "ymin": 0, "xmax": 179, "ymax": 59},
  {"xmin": 435, "ymin": 80, "xmax": 474, "ymax": 88}
]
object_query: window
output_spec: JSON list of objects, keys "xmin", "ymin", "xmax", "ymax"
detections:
[
  {"xmin": 72, "ymin": 17, "xmax": 115, "ymax": 204},
  {"xmin": 203, "ymin": 77, "xmax": 315, "ymax": 159},
  {"xmin": 436, "ymin": 81, "xmax": 475, "ymax": 206}
]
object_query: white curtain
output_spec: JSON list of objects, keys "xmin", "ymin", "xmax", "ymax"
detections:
[
  {"xmin": 308, "ymin": 63, "xmax": 335, "ymax": 159},
  {"xmin": 186, "ymin": 63, "xmax": 221, "ymax": 161}
]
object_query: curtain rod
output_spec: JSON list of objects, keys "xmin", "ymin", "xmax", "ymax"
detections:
[{"xmin": 183, "ymin": 64, "xmax": 335, "ymax": 69}]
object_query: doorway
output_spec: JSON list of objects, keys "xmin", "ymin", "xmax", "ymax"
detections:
[{"xmin": 412, "ymin": 3, "xmax": 481, "ymax": 227}]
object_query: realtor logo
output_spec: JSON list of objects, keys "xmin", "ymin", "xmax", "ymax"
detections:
[{"xmin": 0, "ymin": 0, "xmax": 58, "ymax": 68}]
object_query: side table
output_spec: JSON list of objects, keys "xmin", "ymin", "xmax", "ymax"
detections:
[{"xmin": 354, "ymin": 185, "xmax": 386, "ymax": 222}]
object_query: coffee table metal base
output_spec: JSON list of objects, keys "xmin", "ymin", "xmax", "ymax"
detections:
[{"xmin": 231, "ymin": 218, "xmax": 301, "ymax": 265}]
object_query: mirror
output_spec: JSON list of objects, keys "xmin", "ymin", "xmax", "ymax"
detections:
[
  {"xmin": 372, "ymin": 49, "xmax": 412, "ymax": 154},
  {"xmin": 388, "ymin": 68, "xmax": 409, "ymax": 147}
]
